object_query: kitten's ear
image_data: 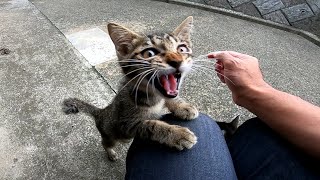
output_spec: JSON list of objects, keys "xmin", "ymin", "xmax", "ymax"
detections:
[
  {"xmin": 172, "ymin": 16, "xmax": 193, "ymax": 44},
  {"xmin": 108, "ymin": 23, "xmax": 141, "ymax": 56}
]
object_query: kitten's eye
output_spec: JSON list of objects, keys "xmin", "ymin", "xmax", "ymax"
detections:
[
  {"xmin": 141, "ymin": 48, "xmax": 159, "ymax": 59},
  {"xmin": 177, "ymin": 45, "xmax": 189, "ymax": 54}
]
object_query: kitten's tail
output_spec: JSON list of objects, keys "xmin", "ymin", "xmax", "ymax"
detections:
[
  {"xmin": 217, "ymin": 115, "xmax": 239, "ymax": 139},
  {"xmin": 62, "ymin": 98, "xmax": 101, "ymax": 117}
]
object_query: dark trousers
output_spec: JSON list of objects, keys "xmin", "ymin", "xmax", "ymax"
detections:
[
  {"xmin": 125, "ymin": 113, "xmax": 319, "ymax": 180},
  {"xmin": 227, "ymin": 117, "xmax": 319, "ymax": 180}
]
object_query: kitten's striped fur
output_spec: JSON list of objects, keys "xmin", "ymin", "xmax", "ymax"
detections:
[{"xmin": 63, "ymin": 17, "xmax": 198, "ymax": 161}]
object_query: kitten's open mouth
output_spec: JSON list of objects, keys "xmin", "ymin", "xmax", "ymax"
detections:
[{"xmin": 155, "ymin": 73, "xmax": 181, "ymax": 98}]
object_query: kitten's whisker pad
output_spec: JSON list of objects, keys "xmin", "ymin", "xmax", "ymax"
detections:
[{"xmin": 116, "ymin": 66, "xmax": 152, "ymax": 83}]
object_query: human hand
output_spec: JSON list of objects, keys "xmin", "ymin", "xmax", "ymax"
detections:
[{"xmin": 207, "ymin": 51, "xmax": 270, "ymax": 105}]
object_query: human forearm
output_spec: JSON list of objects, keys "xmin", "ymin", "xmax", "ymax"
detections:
[
  {"xmin": 240, "ymin": 86, "xmax": 320, "ymax": 158},
  {"xmin": 209, "ymin": 51, "xmax": 320, "ymax": 157}
]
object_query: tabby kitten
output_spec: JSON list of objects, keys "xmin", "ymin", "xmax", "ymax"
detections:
[{"xmin": 63, "ymin": 16, "xmax": 198, "ymax": 161}]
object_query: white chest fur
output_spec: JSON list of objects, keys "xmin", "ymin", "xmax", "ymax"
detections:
[{"xmin": 147, "ymin": 99, "xmax": 165, "ymax": 115}]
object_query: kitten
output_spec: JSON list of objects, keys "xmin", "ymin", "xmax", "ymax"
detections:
[{"xmin": 63, "ymin": 16, "xmax": 198, "ymax": 161}]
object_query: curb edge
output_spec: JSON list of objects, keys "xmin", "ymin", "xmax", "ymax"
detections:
[{"xmin": 155, "ymin": 0, "xmax": 320, "ymax": 47}]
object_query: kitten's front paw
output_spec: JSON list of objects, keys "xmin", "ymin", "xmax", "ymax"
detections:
[
  {"xmin": 169, "ymin": 126, "xmax": 197, "ymax": 150},
  {"xmin": 173, "ymin": 104, "xmax": 199, "ymax": 120}
]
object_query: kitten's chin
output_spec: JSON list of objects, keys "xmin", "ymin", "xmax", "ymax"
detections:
[{"xmin": 155, "ymin": 73, "xmax": 181, "ymax": 98}]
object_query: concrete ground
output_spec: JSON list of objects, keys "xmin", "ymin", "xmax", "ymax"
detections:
[
  {"xmin": 186, "ymin": 0, "xmax": 320, "ymax": 37},
  {"xmin": 0, "ymin": 0, "xmax": 319, "ymax": 179}
]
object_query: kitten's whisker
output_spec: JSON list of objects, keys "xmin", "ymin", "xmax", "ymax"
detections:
[
  {"xmin": 120, "ymin": 58, "xmax": 151, "ymax": 64},
  {"xmin": 192, "ymin": 65, "xmax": 235, "ymax": 85},
  {"xmin": 118, "ymin": 68, "xmax": 152, "ymax": 93},
  {"xmin": 116, "ymin": 66, "xmax": 152, "ymax": 82},
  {"xmin": 191, "ymin": 66, "xmax": 224, "ymax": 84},
  {"xmin": 193, "ymin": 64, "xmax": 223, "ymax": 70},
  {"xmin": 191, "ymin": 66, "xmax": 212, "ymax": 78},
  {"xmin": 118, "ymin": 62, "xmax": 150, "ymax": 66},
  {"xmin": 119, "ymin": 61, "xmax": 150, "ymax": 65},
  {"xmin": 194, "ymin": 59, "xmax": 219, "ymax": 63},
  {"xmin": 103, "ymin": 59, "xmax": 151, "ymax": 64},
  {"xmin": 156, "ymin": 72, "xmax": 160, "ymax": 85},
  {"xmin": 133, "ymin": 69, "xmax": 154, "ymax": 93},
  {"xmin": 192, "ymin": 54, "xmax": 210, "ymax": 61},
  {"xmin": 133, "ymin": 70, "xmax": 154, "ymax": 107},
  {"xmin": 191, "ymin": 66, "xmax": 231, "ymax": 85},
  {"xmin": 141, "ymin": 32, "xmax": 149, "ymax": 39},
  {"xmin": 152, "ymin": 70, "xmax": 158, "ymax": 94},
  {"xmin": 196, "ymin": 54, "xmax": 208, "ymax": 58},
  {"xmin": 193, "ymin": 60, "xmax": 222, "ymax": 67},
  {"xmin": 120, "ymin": 64, "xmax": 148, "ymax": 68},
  {"xmin": 154, "ymin": 73, "xmax": 160, "ymax": 95},
  {"xmin": 194, "ymin": 62, "xmax": 223, "ymax": 68},
  {"xmin": 192, "ymin": 64, "xmax": 216, "ymax": 69},
  {"xmin": 152, "ymin": 63, "xmax": 166, "ymax": 68},
  {"xmin": 190, "ymin": 68, "xmax": 197, "ymax": 73},
  {"xmin": 134, "ymin": 69, "xmax": 155, "ymax": 107},
  {"xmin": 146, "ymin": 70, "xmax": 157, "ymax": 102},
  {"xmin": 193, "ymin": 59, "xmax": 215, "ymax": 63},
  {"xmin": 215, "ymin": 71, "xmax": 235, "ymax": 85}
]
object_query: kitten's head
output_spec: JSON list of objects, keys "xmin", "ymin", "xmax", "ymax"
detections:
[{"xmin": 108, "ymin": 16, "xmax": 193, "ymax": 98}]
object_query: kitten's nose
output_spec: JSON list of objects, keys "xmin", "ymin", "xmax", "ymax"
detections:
[
  {"xmin": 166, "ymin": 53, "xmax": 183, "ymax": 69},
  {"xmin": 167, "ymin": 60, "xmax": 181, "ymax": 69}
]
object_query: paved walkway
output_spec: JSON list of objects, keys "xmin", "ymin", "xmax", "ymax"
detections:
[
  {"xmin": 1, "ymin": 0, "xmax": 320, "ymax": 179},
  {"xmin": 187, "ymin": 0, "xmax": 320, "ymax": 36}
]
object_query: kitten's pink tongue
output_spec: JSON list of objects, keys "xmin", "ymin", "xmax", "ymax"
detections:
[{"xmin": 160, "ymin": 74, "xmax": 178, "ymax": 96}]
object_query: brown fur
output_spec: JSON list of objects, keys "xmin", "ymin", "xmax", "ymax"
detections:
[{"xmin": 62, "ymin": 17, "xmax": 198, "ymax": 161}]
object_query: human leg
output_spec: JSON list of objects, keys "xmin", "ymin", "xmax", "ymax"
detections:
[
  {"xmin": 125, "ymin": 113, "xmax": 237, "ymax": 180},
  {"xmin": 227, "ymin": 117, "xmax": 320, "ymax": 180}
]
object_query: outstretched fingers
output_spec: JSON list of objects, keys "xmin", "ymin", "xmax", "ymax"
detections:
[{"xmin": 208, "ymin": 51, "xmax": 236, "ymax": 65}]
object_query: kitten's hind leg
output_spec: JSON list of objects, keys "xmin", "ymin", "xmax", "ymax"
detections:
[
  {"xmin": 165, "ymin": 98, "xmax": 199, "ymax": 120},
  {"xmin": 137, "ymin": 120, "xmax": 197, "ymax": 150},
  {"xmin": 101, "ymin": 137, "xmax": 118, "ymax": 162}
]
